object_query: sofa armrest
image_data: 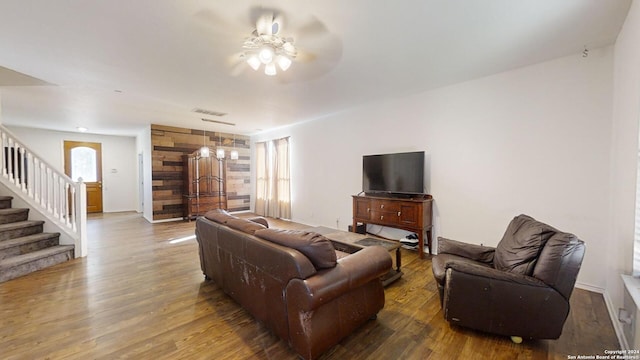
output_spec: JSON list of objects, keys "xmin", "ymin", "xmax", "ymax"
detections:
[
  {"xmin": 438, "ymin": 237, "xmax": 495, "ymax": 264},
  {"xmin": 286, "ymin": 246, "xmax": 392, "ymax": 311},
  {"xmin": 444, "ymin": 261, "xmax": 569, "ymax": 338}
]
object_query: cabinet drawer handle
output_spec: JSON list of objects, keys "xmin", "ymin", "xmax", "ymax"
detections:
[
  {"xmin": 380, "ymin": 215, "xmax": 384, "ymax": 220},
  {"xmin": 398, "ymin": 211, "xmax": 401, "ymax": 216},
  {"xmin": 367, "ymin": 208, "xmax": 370, "ymax": 212},
  {"xmin": 381, "ymin": 204, "xmax": 384, "ymax": 209}
]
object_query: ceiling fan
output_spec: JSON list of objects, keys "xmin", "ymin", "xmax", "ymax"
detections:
[
  {"xmin": 241, "ymin": 10, "xmax": 297, "ymax": 76},
  {"xmin": 197, "ymin": 6, "xmax": 341, "ymax": 80}
]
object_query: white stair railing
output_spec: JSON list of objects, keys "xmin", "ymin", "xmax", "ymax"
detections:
[{"xmin": 0, "ymin": 125, "xmax": 87, "ymax": 257}]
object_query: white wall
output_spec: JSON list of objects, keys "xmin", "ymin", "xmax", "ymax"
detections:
[
  {"xmin": 608, "ymin": 0, "xmax": 640, "ymax": 330},
  {"xmin": 5, "ymin": 126, "xmax": 138, "ymax": 213},
  {"xmin": 253, "ymin": 46, "xmax": 614, "ymax": 290},
  {"xmin": 137, "ymin": 126, "xmax": 153, "ymax": 222}
]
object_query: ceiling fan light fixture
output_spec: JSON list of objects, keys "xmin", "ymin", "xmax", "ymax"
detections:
[
  {"xmin": 283, "ymin": 42, "xmax": 296, "ymax": 54},
  {"xmin": 259, "ymin": 46, "xmax": 274, "ymax": 64},
  {"xmin": 239, "ymin": 12, "xmax": 299, "ymax": 77},
  {"xmin": 277, "ymin": 55, "xmax": 292, "ymax": 71},
  {"xmin": 247, "ymin": 55, "xmax": 261, "ymax": 70},
  {"xmin": 264, "ymin": 63, "xmax": 277, "ymax": 76}
]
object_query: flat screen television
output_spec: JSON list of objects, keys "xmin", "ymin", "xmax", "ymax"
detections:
[{"xmin": 362, "ymin": 151, "xmax": 425, "ymax": 195}]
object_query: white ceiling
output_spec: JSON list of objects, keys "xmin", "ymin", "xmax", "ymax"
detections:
[{"xmin": 0, "ymin": 0, "xmax": 632, "ymax": 136}]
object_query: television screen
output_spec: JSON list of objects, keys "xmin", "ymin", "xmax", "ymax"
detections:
[{"xmin": 362, "ymin": 151, "xmax": 424, "ymax": 195}]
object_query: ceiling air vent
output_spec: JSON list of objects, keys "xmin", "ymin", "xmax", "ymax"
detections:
[{"xmin": 192, "ymin": 108, "xmax": 228, "ymax": 117}]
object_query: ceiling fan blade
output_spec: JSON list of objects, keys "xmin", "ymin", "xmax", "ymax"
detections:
[
  {"xmin": 294, "ymin": 49, "xmax": 317, "ymax": 64},
  {"xmin": 297, "ymin": 32, "xmax": 342, "ymax": 64},
  {"xmin": 227, "ymin": 52, "xmax": 245, "ymax": 65},
  {"xmin": 287, "ymin": 15, "xmax": 340, "ymax": 66},
  {"xmin": 229, "ymin": 61, "xmax": 248, "ymax": 77},
  {"xmin": 278, "ymin": 33, "xmax": 342, "ymax": 83},
  {"xmin": 293, "ymin": 16, "xmax": 329, "ymax": 39},
  {"xmin": 227, "ymin": 52, "xmax": 249, "ymax": 76},
  {"xmin": 194, "ymin": 9, "xmax": 244, "ymax": 36}
]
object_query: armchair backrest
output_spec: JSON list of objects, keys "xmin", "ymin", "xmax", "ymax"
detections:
[
  {"xmin": 494, "ymin": 214, "xmax": 555, "ymax": 275},
  {"xmin": 494, "ymin": 214, "xmax": 585, "ymax": 299},
  {"xmin": 532, "ymin": 232, "xmax": 585, "ymax": 299}
]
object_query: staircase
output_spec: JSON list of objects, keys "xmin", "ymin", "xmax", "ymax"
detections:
[{"xmin": 0, "ymin": 196, "xmax": 74, "ymax": 283}]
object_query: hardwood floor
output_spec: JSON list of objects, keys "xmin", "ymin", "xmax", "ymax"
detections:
[{"xmin": 0, "ymin": 212, "xmax": 620, "ymax": 359}]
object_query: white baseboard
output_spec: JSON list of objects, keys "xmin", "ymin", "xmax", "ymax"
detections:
[
  {"xmin": 149, "ymin": 217, "xmax": 184, "ymax": 223},
  {"xmin": 230, "ymin": 210, "xmax": 252, "ymax": 214},
  {"xmin": 575, "ymin": 282, "xmax": 604, "ymax": 293},
  {"xmin": 601, "ymin": 288, "xmax": 628, "ymax": 350},
  {"xmin": 574, "ymin": 282, "xmax": 627, "ymax": 349}
]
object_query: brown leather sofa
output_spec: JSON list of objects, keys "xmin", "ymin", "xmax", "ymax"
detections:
[
  {"xmin": 196, "ymin": 210, "xmax": 392, "ymax": 360},
  {"xmin": 431, "ymin": 214, "xmax": 585, "ymax": 341}
]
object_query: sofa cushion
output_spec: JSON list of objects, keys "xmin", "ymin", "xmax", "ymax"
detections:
[
  {"xmin": 226, "ymin": 218, "xmax": 267, "ymax": 235},
  {"xmin": 204, "ymin": 209, "xmax": 237, "ymax": 224},
  {"xmin": 494, "ymin": 214, "xmax": 556, "ymax": 275},
  {"xmin": 254, "ymin": 228, "xmax": 337, "ymax": 269},
  {"xmin": 247, "ymin": 216, "xmax": 269, "ymax": 228}
]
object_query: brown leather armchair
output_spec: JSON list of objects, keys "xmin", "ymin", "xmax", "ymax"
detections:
[{"xmin": 431, "ymin": 214, "xmax": 585, "ymax": 342}]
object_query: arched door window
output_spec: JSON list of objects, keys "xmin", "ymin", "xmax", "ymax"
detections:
[
  {"xmin": 64, "ymin": 141, "xmax": 103, "ymax": 213},
  {"xmin": 70, "ymin": 146, "xmax": 97, "ymax": 182}
]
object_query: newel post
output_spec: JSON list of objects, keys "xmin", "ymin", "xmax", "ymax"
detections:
[{"xmin": 76, "ymin": 180, "xmax": 88, "ymax": 258}]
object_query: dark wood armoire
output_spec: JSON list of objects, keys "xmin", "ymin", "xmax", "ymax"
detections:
[{"xmin": 183, "ymin": 152, "xmax": 227, "ymax": 219}]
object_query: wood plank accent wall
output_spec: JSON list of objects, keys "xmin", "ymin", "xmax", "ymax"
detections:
[{"xmin": 151, "ymin": 124, "xmax": 251, "ymax": 220}]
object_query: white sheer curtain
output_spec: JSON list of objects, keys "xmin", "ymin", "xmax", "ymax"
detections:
[
  {"xmin": 255, "ymin": 141, "xmax": 269, "ymax": 215},
  {"xmin": 275, "ymin": 137, "xmax": 291, "ymax": 219},
  {"xmin": 255, "ymin": 137, "xmax": 291, "ymax": 219}
]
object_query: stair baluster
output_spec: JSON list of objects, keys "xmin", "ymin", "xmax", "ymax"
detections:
[{"xmin": 0, "ymin": 125, "xmax": 86, "ymax": 259}]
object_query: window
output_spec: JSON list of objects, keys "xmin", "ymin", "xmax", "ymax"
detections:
[
  {"xmin": 255, "ymin": 137, "xmax": 291, "ymax": 219},
  {"xmin": 70, "ymin": 146, "xmax": 98, "ymax": 182}
]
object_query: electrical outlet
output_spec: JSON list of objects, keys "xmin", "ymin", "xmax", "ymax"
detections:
[{"xmin": 619, "ymin": 308, "xmax": 633, "ymax": 325}]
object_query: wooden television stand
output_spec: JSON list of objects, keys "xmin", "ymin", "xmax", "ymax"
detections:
[{"xmin": 352, "ymin": 193, "xmax": 433, "ymax": 259}]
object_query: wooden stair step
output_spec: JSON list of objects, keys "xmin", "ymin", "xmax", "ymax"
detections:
[
  {"xmin": 0, "ymin": 232, "xmax": 61, "ymax": 260},
  {"xmin": 0, "ymin": 208, "xmax": 29, "ymax": 225},
  {"xmin": 0, "ymin": 196, "xmax": 13, "ymax": 209},
  {"xmin": 0, "ymin": 220, "xmax": 45, "ymax": 241},
  {"xmin": 0, "ymin": 245, "xmax": 74, "ymax": 283}
]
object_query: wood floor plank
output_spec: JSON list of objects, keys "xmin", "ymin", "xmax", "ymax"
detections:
[{"xmin": 0, "ymin": 212, "xmax": 621, "ymax": 359}]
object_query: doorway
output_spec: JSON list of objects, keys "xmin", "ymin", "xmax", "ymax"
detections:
[{"xmin": 64, "ymin": 141, "xmax": 103, "ymax": 213}]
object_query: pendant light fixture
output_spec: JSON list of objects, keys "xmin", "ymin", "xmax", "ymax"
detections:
[
  {"xmin": 200, "ymin": 129, "xmax": 210, "ymax": 158},
  {"xmin": 216, "ymin": 132, "xmax": 225, "ymax": 160},
  {"xmin": 230, "ymin": 133, "xmax": 239, "ymax": 160}
]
